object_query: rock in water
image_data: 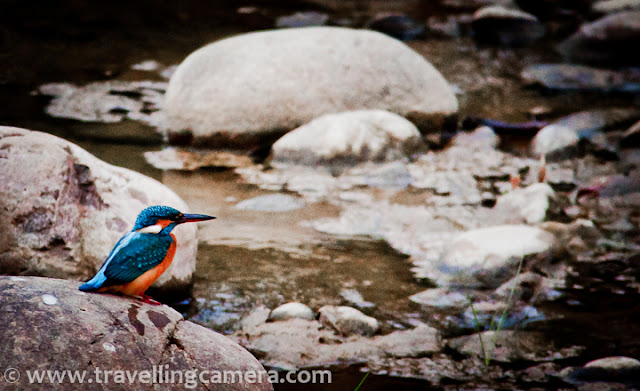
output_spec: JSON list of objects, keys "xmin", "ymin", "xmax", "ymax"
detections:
[
  {"xmin": 471, "ymin": 6, "xmax": 545, "ymax": 46},
  {"xmin": 271, "ymin": 110, "xmax": 425, "ymax": 166},
  {"xmin": 440, "ymin": 225, "xmax": 556, "ymax": 287},
  {"xmin": 163, "ymin": 27, "xmax": 458, "ymax": 148},
  {"xmin": 521, "ymin": 64, "xmax": 640, "ymax": 93},
  {"xmin": 318, "ymin": 305, "xmax": 379, "ymax": 336},
  {"xmin": 557, "ymin": 11, "xmax": 640, "ymax": 64},
  {"xmin": 493, "ymin": 183, "xmax": 557, "ymax": 224},
  {"xmin": 235, "ymin": 194, "xmax": 305, "ymax": 212},
  {"xmin": 269, "ymin": 302, "xmax": 314, "ymax": 321},
  {"xmin": 592, "ymin": 0, "xmax": 640, "ymax": 14},
  {"xmin": 0, "ymin": 126, "xmax": 196, "ymax": 296},
  {"xmin": 0, "ymin": 276, "xmax": 273, "ymax": 391}
]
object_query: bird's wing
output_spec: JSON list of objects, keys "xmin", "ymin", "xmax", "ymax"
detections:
[{"xmin": 100, "ymin": 232, "xmax": 173, "ymax": 286}]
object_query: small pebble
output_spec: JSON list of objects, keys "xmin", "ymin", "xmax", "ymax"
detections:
[
  {"xmin": 42, "ymin": 294, "xmax": 58, "ymax": 305},
  {"xmin": 103, "ymin": 342, "xmax": 116, "ymax": 352}
]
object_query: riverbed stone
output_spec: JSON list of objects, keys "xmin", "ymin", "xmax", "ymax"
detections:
[
  {"xmin": 235, "ymin": 194, "xmax": 305, "ymax": 212},
  {"xmin": 622, "ymin": 120, "xmax": 640, "ymax": 146},
  {"xmin": 409, "ymin": 288, "xmax": 469, "ymax": 309},
  {"xmin": 440, "ymin": 225, "xmax": 556, "ymax": 287},
  {"xmin": 493, "ymin": 183, "xmax": 558, "ymax": 224},
  {"xmin": 0, "ymin": 127, "xmax": 197, "ymax": 295},
  {"xmin": 365, "ymin": 13, "xmax": 425, "ymax": 41},
  {"xmin": 234, "ymin": 318, "xmax": 441, "ymax": 370},
  {"xmin": 270, "ymin": 110, "xmax": 425, "ymax": 166},
  {"xmin": 566, "ymin": 356, "xmax": 640, "ymax": 385},
  {"xmin": 451, "ymin": 126, "xmax": 499, "ymax": 149},
  {"xmin": 471, "ymin": 5, "xmax": 544, "ymax": 46},
  {"xmin": 317, "ymin": 305, "xmax": 379, "ymax": 336},
  {"xmin": 533, "ymin": 109, "xmax": 640, "ymax": 156},
  {"xmin": 557, "ymin": 11, "xmax": 640, "ymax": 64},
  {"xmin": 163, "ymin": 27, "xmax": 458, "ymax": 147},
  {"xmin": 268, "ymin": 302, "xmax": 314, "ymax": 321},
  {"xmin": 448, "ymin": 330, "xmax": 585, "ymax": 363},
  {"xmin": 592, "ymin": 0, "xmax": 640, "ymax": 15},
  {"xmin": 521, "ymin": 64, "xmax": 640, "ymax": 93},
  {"xmin": 0, "ymin": 276, "xmax": 273, "ymax": 391},
  {"xmin": 533, "ymin": 124, "xmax": 580, "ymax": 156},
  {"xmin": 144, "ymin": 148, "xmax": 253, "ymax": 170},
  {"xmin": 38, "ymin": 81, "xmax": 167, "ymax": 141}
]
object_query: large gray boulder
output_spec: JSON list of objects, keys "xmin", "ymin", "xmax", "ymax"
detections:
[
  {"xmin": 0, "ymin": 127, "xmax": 197, "ymax": 295},
  {"xmin": 163, "ymin": 27, "xmax": 458, "ymax": 147},
  {"xmin": 0, "ymin": 276, "xmax": 273, "ymax": 391}
]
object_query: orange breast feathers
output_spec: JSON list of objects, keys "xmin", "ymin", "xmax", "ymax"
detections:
[{"xmin": 106, "ymin": 234, "xmax": 177, "ymax": 297}]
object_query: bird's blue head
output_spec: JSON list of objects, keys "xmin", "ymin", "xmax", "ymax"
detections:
[{"xmin": 133, "ymin": 206, "xmax": 215, "ymax": 234}]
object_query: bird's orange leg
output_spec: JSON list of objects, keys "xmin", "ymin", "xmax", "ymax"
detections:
[{"xmin": 135, "ymin": 295, "xmax": 162, "ymax": 305}]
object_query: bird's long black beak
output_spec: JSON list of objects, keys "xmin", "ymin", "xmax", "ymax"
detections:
[{"xmin": 177, "ymin": 213, "xmax": 216, "ymax": 224}]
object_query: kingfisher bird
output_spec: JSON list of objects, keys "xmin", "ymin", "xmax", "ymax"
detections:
[{"xmin": 79, "ymin": 205, "xmax": 215, "ymax": 304}]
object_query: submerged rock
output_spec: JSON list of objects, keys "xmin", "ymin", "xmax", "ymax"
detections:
[
  {"xmin": 472, "ymin": 5, "xmax": 544, "ymax": 46},
  {"xmin": 340, "ymin": 289, "xmax": 376, "ymax": 310},
  {"xmin": 521, "ymin": 64, "xmax": 640, "ymax": 93},
  {"xmin": 565, "ymin": 356, "xmax": 640, "ymax": 385},
  {"xmin": 592, "ymin": 0, "xmax": 640, "ymax": 14},
  {"xmin": 0, "ymin": 276, "xmax": 273, "ymax": 391},
  {"xmin": 557, "ymin": 11, "xmax": 640, "ymax": 64},
  {"xmin": 365, "ymin": 13, "xmax": 425, "ymax": 41},
  {"xmin": 318, "ymin": 305, "xmax": 379, "ymax": 336},
  {"xmin": 268, "ymin": 302, "xmax": 314, "ymax": 321},
  {"xmin": 163, "ymin": 27, "xmax": 458, "ymax": 148},
  {"xmin": 235, "ymin": 194, "xmax": 305, "ymax": 212},
  {"xmin": 0, "ymin": 127, "xmax": 197, "ymax": 295},
  {"xmin": 38, "ymin": 81, "xmax": 167, "ymax": 139},
  {"xmin": 270, "ymin": 110, "xmax": 425, "ymax": 166},
  {"xmin": 409, "ymin": 288, "xmax": 469, "ymax": 309},
  {"xmin": 448, "ymin": 330, "xmax": 584, "ymax": 363},
  {"xmin": 275, "ymin": 11, "xmax": 329, "ymax": 28},
  {"xmin": 144, "ymin": 148, "xmax": 253, "ymax": 170}
]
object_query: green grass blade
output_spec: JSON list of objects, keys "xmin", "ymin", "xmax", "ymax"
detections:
[
  {"xmin": 467, "ymin": 295, "xmax": 489, "ymax": 366},
  {"xmin": 488, "ymin": 256, "xmax": 526, "ymax": 365},
  {"xmin": 353, "ymin": 372, "xmax": 369, "ymax": 391}
]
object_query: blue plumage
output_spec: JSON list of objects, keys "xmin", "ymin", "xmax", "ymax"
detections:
[
  {"xmin": 79, "ymin": 232, "xmax": 173, "ymax": 291},
  {"xmin": 79, "ymin": 206, "xmax": 215, "ymax": 300}
]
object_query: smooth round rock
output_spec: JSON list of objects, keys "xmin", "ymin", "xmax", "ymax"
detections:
[
  {"xmin": 318, "ymin": 305, "xmax": 379, "ymax": 337},
  {"xmin": 163, "ymin": 27, "xmax": 458, "ymax": 147},
  {"xmin": 269, "ymin": 302, "xmax": 314, "ymax": 321},
  {"xmin": 472, "ymin": 6, "xmax": 545, "ymax": 46},
  {"xmin": 557, "ymin": 11, "xmax": 640, "ymax": 64},
  {"xmin": 271, "ymin": 110, "xmax": 425, "ymax": 166},
  {"xmin": 441, "ymin": 225, "xmax": 556, "ymax": 287}
]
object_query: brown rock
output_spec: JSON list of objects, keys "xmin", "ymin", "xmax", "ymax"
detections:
[
  {"xmin": 0, "ymin": 127, "xmax": 197, "ymax": 295},
  {"xmin": 0, "ymin": 276, "xmax": 273, "ymax": 391}
]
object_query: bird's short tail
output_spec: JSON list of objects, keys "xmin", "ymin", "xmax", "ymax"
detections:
[
  {"xmin": 79, "ymin": 272, "xmax": 107, "ymax": 292},
  {"xmin": 78, "ymin": 282, "xmax": 97, "ymax": 292}
]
